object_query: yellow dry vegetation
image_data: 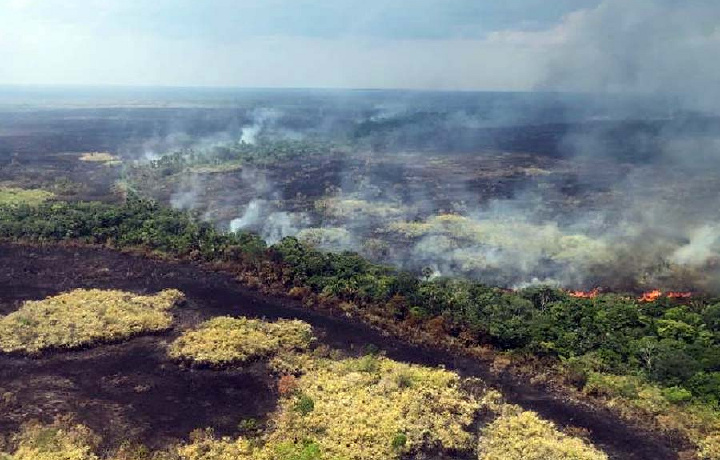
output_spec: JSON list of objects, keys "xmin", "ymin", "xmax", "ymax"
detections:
[
  {"xmin": 0, "ymin": 187, "xmax": 54, "ymax": 206},
  {"xmin": 168, "ymin": 316, "xmax": 314, "ymax": 365},
  {"xmin": 175, "ymin": 434, "xmax": 256, "ymax": 460},
  {"xmin": 477, "ymin": 410, "xmax": 608, "ymax": 460},
  {"xmin": 315, "ymin": 197, "xmax": 405, "ymax": 219},
  {"xmin": 700, "ymin": 435, "xmax": 720, "ymax": 459},
  {"xmin": 0, "ymin": 289, "xmax": 183, "ymax": 354},
  {"xmin": 79, "ymin": 152, "xmax": 121, "ymax": 164},
  {"xmin": 262, "ymin": 354, "xmax": 481, "ymax": 459},
  {"xmin": 166, "ymin": 355, "xmax": 484, "ymax": 460}
]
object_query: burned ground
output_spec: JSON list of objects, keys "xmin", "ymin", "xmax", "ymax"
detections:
[{"xmin": 0, "ymin": 243, "xmax": 682, "ymax": 459}]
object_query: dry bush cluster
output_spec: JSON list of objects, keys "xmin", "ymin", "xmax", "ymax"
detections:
[
  {"xmin": 167, "ymin": 316, "xmax": 313, "ymax": 366},
  {"xmin": 0, "ymin": 289, "xmax": 183, "ymax": 354}
]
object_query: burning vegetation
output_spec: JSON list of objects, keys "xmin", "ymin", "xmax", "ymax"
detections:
[{"xmin": 568, "ymin": 289, "xmax": 600, "ymax": 299}]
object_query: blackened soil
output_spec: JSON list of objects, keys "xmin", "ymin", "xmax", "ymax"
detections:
[
  {"xmin": 0, "ymin": 243, "xmax": 682, "ymax": 459},
  {"xmin": 0, "ymin": 338, "xmax": 273, "ymax": 451}
]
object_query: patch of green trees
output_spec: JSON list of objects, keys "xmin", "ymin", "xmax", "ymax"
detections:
[{"xmin": 130, "ymin": 139, "xmax": 339, "ymax": 178}]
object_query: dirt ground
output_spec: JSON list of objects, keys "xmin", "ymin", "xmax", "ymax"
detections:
[{"xmin": 0, "ymin": 242, "xmax": 683, "ymax": 459}]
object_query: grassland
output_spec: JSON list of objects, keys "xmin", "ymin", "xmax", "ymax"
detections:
[
  {"xmin": 0, "ymin": 187, "xmax": 54, "ymax": 206},
  {"xmin": 168, "ymin": 316, "xmax": 314, "ymax": 366},
  {"xmin": 0, "ymin": 288, "xmax": 184, "ymax": 354}
]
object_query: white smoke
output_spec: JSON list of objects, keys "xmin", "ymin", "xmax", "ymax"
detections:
[
  {"xmin": 263, "ymin": 211, "xmax": 310, "ymax": 244},
  {"xmin": 230, "ymin": 199, "xmax": 308, "ymax": 244},
  {"xmin": 671, "ymin": 225, "xmax": 720, "ymax": 267},
  {"xmin": 537, "ymin": 0, "xmax": 720, "ymax": 113},
  {"xmin": 170, "ymin": 174, "xmax": 204, "ymax": 210},
  {"xmin": 240, "ymin": 108, "xmax": 281, "ymax": 144},
  {"xmin": 229, "ymin": 199, "xmax": 264, "ymax": 232}
]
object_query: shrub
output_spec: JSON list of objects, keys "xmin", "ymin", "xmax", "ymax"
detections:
[
  {"xmin": 0, "ymin": 289, "xmax": 183, "ymax": 354},
  {"xmin": 584, "ymin": 373, "xmax": 641, "ymax": 399},
  {"xmin": 270, "ymin": 440, "xmax": 322, "ymax": 460},
  {"xmin": 391, "ymin": 433, "xmax": 408, "ymax": 450},
  {"xmin": 277, "ymin": 375, "xmax": 299, "ymax": 396},
  {"xmin": 662, "ymin": 386, "xmax": 693, "ymax": 404},
  {"xmin": 168, "ymin": 317, "xmax": 313, "ymax": 366},
  {"xmin": 293, "ymin": 394, "xmax": 315, "ymax": 416},
  {"xmin": 237, "ymin": 419, "xmax": 260, "ymax": 436},
  {"xmin": 477, "ymin": 411, "xmax": 608, "ymax": 460}
]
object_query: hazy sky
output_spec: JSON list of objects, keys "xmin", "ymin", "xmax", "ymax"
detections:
[{"xmin": 1, "ymin": 0, "xmax": 718, "ymax": 92}]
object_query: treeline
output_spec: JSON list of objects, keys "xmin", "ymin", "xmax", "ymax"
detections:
[{"xmin": 1, "ymin": 199, "xmax": 720, "ymax": 405}]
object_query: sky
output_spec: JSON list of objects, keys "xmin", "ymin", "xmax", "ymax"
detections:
[{"xmin": 1, "ymin": 0, "xmax": 718, "ymax": 92}]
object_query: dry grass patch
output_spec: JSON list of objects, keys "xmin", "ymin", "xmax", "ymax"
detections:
[
  {"xmin": 0, "ymin": 289, "xmax": 183, "ymax": 355},
  {"xmin": 79, "ymin": 152, "xmax": 121, "ymax": 165},
  {"xmin": 315, "ymin": 197, "xmax": 406, "ymax": 219},
  {"xmin": 0, "ymin": 187, "xmax": 54, "ymax": 206},
  {"xmin": 477, "ymin": 410, "xmax": 608, "ymax": 460},
  {"xmin": 168, "ymin": 317, "xmax": 314, "ymax": 366}
]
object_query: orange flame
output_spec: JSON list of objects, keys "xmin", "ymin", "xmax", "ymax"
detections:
[
  {"xmin": 638, "ymin": 290, "xmax": 692, "ymax": 302},
  {"xmin": 569, "ymin": 289, "xmax": 599, "ymax": 299},
  {"xmin": 639, "ymin": 290, "xmax": 662, "ymax": 302}
]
